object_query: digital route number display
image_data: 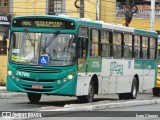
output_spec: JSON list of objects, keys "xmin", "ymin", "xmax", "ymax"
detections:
[{"xmin": 12, "ymin": 18, "xmax": 75, "ymax": 29}]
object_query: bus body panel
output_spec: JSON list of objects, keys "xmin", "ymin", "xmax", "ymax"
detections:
[{"xmin": 7, "ymin": 63, "xmax": 78, "ymax": 96}]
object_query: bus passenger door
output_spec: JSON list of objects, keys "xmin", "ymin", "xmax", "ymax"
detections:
[
  {"xmin": 76, "ymin": 37, "xmax": 89, "ymax": 96},
  {"xmin": 77, "ymin": 37, "xmax": 88, "ymax": 72}
]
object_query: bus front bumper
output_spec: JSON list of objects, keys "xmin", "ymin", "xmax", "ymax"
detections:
[{"xmin": 6, "ymin": 75, "xmax": 77, "ymax": 96}]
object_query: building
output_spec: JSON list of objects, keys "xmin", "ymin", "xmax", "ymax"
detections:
[
  {"xmin": 0, "ymin": 0, "xmax": 10, "ymax": 14},
  {"xmin": 0, "ymin": 0, "xmax": 11, "ymax": 85},
  {"xmin": 116, "ymin": 1, "xmax": 160, "ymax": 31},
  {"xmin": 11, "ymin": 0, "xmax": 116, "ymax": 22}
]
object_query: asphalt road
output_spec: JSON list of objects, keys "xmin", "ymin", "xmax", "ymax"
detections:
[
  {"xmin": 0, "ymin": 92, "xmax": 160, "ymax": 120},
  {"xmin": 0, "ymin": 92, "xmax": 157, "ymax": 111},
  {"xmin": 31, "ymin": 103, "xmax": 160, "ymax": 120}
]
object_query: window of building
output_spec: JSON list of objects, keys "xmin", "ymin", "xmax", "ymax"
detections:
[
  {"xmin": 150, "ymin": 37, "xmax": 156, "ymax": 60},
  {"xmin": 48, "ymin": 0, "xmax": 62, "ymax": 15},
  {"xmin": 142, "ymin": 36, "xmax": 148, "ymax": 59},
  {"xmin": 112, "ymin": 32, "xmax": 122, "ymax": 58},
  {"xmin": 91, "ymin": 29, "xmax": 100, "ymax": 57},
  {"xmin": 124, "ymin": 34, "xmax": 132, "ymax": 58},
  {"xmin": 101, "ymin": 30, "xmax": 110, "ymax": 57},
  {"xmin": 4, "ymin": 0, "xmax": 8, "ymax": 6},
  {"xmin": 134, "ymin": 35, "xmax": 140, "ymax": 59}
]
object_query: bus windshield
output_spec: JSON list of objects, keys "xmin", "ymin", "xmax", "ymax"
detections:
[{"xmin": 9, "ymin": 32, "xmax": 76, "ymax": 66}]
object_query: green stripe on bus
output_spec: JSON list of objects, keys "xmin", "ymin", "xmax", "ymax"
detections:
[{"xmin": 134, "ymin": 60, "xmax": 157, "ymax": 69}]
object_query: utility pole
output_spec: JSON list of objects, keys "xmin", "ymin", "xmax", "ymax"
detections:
[
  {"xmin": 80, "ymin": 0, "xmax": 84, "ymax": 18},
  {"xmin": 96, "ymin": 0, "xmax": 100, "ymax": 20},
  {"xmin": 150, "ymin": 0, "xmax": 155, "ymax": 31}
]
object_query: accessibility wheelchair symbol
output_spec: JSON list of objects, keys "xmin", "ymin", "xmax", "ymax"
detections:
[{"xmin": 39, "ymin": 55, "xmax": 49, "ymax": 65}]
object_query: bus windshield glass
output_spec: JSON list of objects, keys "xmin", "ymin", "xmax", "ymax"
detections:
[{"xmin": 9, "ymin": 32, "xmax": 76, "ymax": 66}]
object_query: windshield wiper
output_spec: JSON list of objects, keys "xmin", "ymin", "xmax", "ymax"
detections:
[
  {"xmin": 42, "ymin": 32, "xmax": 59, "ymax": 49},
  {"xmin": 24, "ymin": 30, "xmax": 35, "ymax": 47}
]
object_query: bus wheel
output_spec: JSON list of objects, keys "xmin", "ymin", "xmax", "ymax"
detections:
[
  {"xmin": 27, "ymin": 93, "xmax": 42, "ymax": 103},
  {"xmin": 118, "ymin": 93, "xmax": 129, "ymax": 100},
  {"xmin": 86, "ymin": 80, "xmax": 95, "ymax": 102},
  {"xmin": 77, "ymin": 80, "xmax": 94, "ymax": 103},
  {"xmin": 118, "ymin": 77, "xmax": 138, "ymax": 100},
  {"xmin": 128, "ymin": 77, "xmax": 138, "ymax": 99},
  {"xmin": 153, "ymin": 87, "xmax": 160, "ymax": 96}
]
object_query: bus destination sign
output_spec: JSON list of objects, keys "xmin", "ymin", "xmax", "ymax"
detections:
[
  {"xmin": 22, "ymin": 21, "xmax": 63, "ymax": 28},
  {"xmin": 12, "ymin": 18, "xmax": 75, "ymax": 29}
]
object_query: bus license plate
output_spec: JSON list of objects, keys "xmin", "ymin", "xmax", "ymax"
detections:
[{"xmin": 32, "ymin": 84, "xmax": 43, "ymax": 89}]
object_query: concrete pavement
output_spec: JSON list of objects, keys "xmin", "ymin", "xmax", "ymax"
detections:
[{"xmin": 0, "ymin": 86, "xmax": 26, "ymax": 98}]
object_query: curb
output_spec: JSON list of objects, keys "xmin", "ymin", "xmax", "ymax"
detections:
[
  {"xmin": 0, "ymin": 92, "xmax": 26, "ymax": 98},
  {"xmin": 42, "ymin": 99, "xmax": 160, "ymax": 111}
]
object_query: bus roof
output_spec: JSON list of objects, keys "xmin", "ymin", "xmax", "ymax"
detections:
[{"xmin": 12, "ymin": 15, "xmax": 158, "ymax": 37}]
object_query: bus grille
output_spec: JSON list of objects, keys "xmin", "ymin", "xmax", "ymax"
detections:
[
  {"xmin": 21, "ymin": 78, "xmax": 55, "ymax": 82},
  {"xmin": 14, "ymin": 66, "xmax": 62, "ymax": 73}
]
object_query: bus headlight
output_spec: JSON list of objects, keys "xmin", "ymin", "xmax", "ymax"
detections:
[
  {"xmin": 67, "ymin": 73, "xmax": 74, "ymax": 80},
  {"xmin": 63, "ymin": 78, "xmax": 67, "ymax": 82},
  {"xmin": 8, "ymin": 70, "xmax": 12, "ymax": 76},
  {"xmin": 57, "ymin": 80, "xmax": 61, "ymax": 84},
  {"xmin": 12, "ymin": 75, "xmax": 15, "ymax": 79},
  {"xmin": 16, "ymin": 77, "xmax": 20, "ymax": 81}
]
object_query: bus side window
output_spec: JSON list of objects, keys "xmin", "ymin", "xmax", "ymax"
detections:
[
  {"xmin": 112, "ymin": 32, "xmax": 122, "ymax": 58},
  {"xmin": 78, "ymin": 38, "xmax": 88, "ymax": 70},
  {"xmin": 150, "ymin": 37, "xmax": 156, "ymax": 60},
  {"xmin": 124, "ymin": 34, "xmax": 132, "ymax": 58},
  {"xmin": 142, "ymin": 36, "xmax": 148, "ymax": 59},
  {"xmin": 134, "ymin": 35, "xmax": 140, "ymax": 59},
  {"xmin": 90, "ymin": 29, "xmax": 99, "ymax": 57},
  {"xmin": 101, "ymin": 30, "xmax": 110, "ymax": 57}
]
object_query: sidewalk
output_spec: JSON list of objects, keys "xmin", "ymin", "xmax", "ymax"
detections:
[
  {"xmin": 0, "ymin": 86, "xmax": 6, "ymax": 91},
  {"xmin": 0, "ymin": 86, "xmax": 26, "ymax": 98}
]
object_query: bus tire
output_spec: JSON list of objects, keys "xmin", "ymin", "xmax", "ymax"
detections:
[
  {"xmin": 27, "ymin": 93, "xmax": 41, "ymax": 103},
  {"xmin": 118, "ymin": 93, "xmax": 129, "ymax": 100},
  {"xmin": 153, "ymin": 87, "xmax": 160, "ymax": 96},
  {"xmin": 128, "ymin": 77, "xmax": 138, "ymax": 99},
  {"xmin": 118, "ymin": 77, "xmax": 138, "ymax": 100},
  {"xmin": 77, "ymin": 80, "xmax": 94, "ymax": 102}
]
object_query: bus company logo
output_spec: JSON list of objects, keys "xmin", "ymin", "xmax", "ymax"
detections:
[
  {"xmin": 92, "ymin": 61, "xmax": 100, "ymax": 68},
  {"xmin": 110, "ymin": 61, "xmax": 123, "ymax": 75},
  {"xmin": 2, "ymin": 112, "xmax": 42, "ymax": 118}
]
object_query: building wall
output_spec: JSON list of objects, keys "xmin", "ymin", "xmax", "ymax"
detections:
[
  {"xmin": 66, "ymin": 0, "xmax": 116, "ymax": 22},
  {"xmin": 11, "ymin": 0, "xmax": 116, "ymax": 21},
  {"xmin": 101, "ymin": 0, "xmax": 116, "ymax": 23},
  {"xmin": 0, "ymin": 0, "xmax": 10, "ymax": 85},
  {"xmin": 0, "ymin": 0, "xmax": 10, "ymax": 14},
  {"xmin": 116, "ymin": 18, "xmax": 160, "ymax": 31},
  {"xmin": 12, "ymin": 0, "xmax": 46, "ymax": 16},
  {"xmin": 65, "ymin": 0, "xmax": 79, "ymax": 18}
]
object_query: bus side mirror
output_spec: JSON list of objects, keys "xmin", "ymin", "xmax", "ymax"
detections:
[{"xmin": 2, "ymin": 34, "xmax": 7, "ymax": 46}]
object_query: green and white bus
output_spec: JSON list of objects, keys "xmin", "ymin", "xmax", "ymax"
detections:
[{"xmin": 6, "ymin": 15, "xmax": 158, "ymax": 103}]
